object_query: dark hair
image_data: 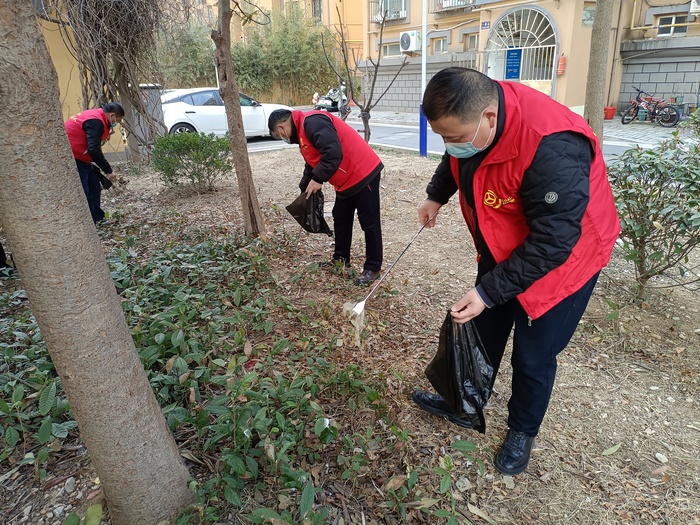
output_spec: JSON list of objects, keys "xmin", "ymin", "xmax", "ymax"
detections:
[
  {"xmin": 103, "ymin": 102, "xmax": 125, "ymax": 117},
  {"xmin": 268, "ymin": 109, "xmax": 292, "ymax": 135},
  {"xmin": 422, "ymin": 68, "xmax": 498, "ymax": 123}
]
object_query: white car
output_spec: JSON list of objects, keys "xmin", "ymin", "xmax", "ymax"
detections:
[{"xmin": 160, "ymin": 88, "xmax": 292, "ymax": 138}]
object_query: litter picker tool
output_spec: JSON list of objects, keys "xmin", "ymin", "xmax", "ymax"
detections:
[{"xmin": 352, "ymin": 211, "xmax": 438, "ymax": 315}]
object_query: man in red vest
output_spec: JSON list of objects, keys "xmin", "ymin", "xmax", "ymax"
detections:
[
  {"xmin": 412, "ymin": 68, "xmax": 620, "ymax": 475},
  {"xmin": 268, "ymin": 109, "xmax": 384, "ymax": 285},
  {"xmin": 64, "ymin": 103, "xmax": 124, "ymax": 224}
]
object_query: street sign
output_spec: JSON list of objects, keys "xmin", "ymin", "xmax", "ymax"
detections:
[
  {"xmin": 505, "ymin": 49, "xmax": 522, "ymax": 80},
  {"xmin": 481, "ymin": 21, "xmax": 490, "ymax": 30}
]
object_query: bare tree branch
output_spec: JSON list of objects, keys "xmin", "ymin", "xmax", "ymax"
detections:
[{"xmin": 319, "ymin": 7, "xmax": 407, "ymax": 141}]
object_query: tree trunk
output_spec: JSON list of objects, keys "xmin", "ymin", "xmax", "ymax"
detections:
[
  {"xmin": 0, "ymin": 4, "xmax": 193, "ymax": 524},
  {"xmin": 584, "ymin": 0, "xmax": 616, "ymax": 140},
  {"xmin": 114, "ymin": 59, "xmax": 145, "ymax": 164},
  {"xmin": 360, "ymin": 108, "xmax": 371, "ymax": 143},
  {"xmin": 212, "ymin": 0, "xmax": 266, "ymax": 236}
]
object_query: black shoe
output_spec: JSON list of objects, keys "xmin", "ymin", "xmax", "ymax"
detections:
[
  {"xmin": 316, "ymin": 259, "xmax": 350, "ymax": 269},
  {"xmin": 355, "ymin": 269, "xmax": 380, "ymax": 286},
  {"xmin": 411, "ymin": 391, "xmax": 474, "ymax": 429},
  {"xmin": 494, "ymin": 429, "xmax": 536, "ymax": 476}
]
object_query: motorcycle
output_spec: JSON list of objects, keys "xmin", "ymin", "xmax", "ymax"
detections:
[
  {"xmin": 312, "ymin": 83, "xmax": 349, "ymax": 115},
  {"xmin": 621, "ymin": 86, "xmax": 680, "ymax": 127}
]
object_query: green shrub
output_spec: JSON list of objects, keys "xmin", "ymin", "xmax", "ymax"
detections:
[
  {"xmin": 154, "ymin": 25, "xmax": 217, "ymax": 88},
  {"xmin": 152, "ymin": 132, "xmax": 232, "ymax": 192},
  {"xmin": 681, "ymin": 107, "xmax": 700, "ymax": 136},
  {"xmin": 608, "ymin": 138, "xmax": 700, "ymax": 297},
  {"xmin": 230, "ymin": 32, "xmax": 273, "ymax": 100}
]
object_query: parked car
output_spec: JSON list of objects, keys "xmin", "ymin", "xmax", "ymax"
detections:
[{"xmin": 160, "ymin": 88, "xmax": 293, "ymax": 138}]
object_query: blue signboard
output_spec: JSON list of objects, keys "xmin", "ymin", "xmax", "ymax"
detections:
[
  {"xmin": 481, "ymin": 21, "xmax": 490, "ymax": 30},
  {"xmin": 505, "ymin": 49, "xmax": 522, "ymax": 80}
]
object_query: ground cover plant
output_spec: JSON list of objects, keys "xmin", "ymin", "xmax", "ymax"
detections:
[
  {"xmin": 1, "ymin": 221, "xmax": 479, "ymax": 524},
  {"xmin": 1, "ymin": 148, "xmax": 699, "ymax": 524}
]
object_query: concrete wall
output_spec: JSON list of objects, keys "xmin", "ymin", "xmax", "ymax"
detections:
[
  {"xmin": 619, "ymin": 56, "xmax": 700, "ymax": 112},
  {"xmin": 361, "ymin": 59, "xmax": 463, "ymax": 113}
]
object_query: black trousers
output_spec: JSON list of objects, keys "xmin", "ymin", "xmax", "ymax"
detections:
[
  {"xmin": 473, "ymin": 270, "xmax": 599, "ymax": 436},
  {"xmin": 332, "ymin": 173, "xmax": 383, "ymax": 272},
  {"xmin": 76, "ymin": 160, "xmax": 104, "ymax": 223}
]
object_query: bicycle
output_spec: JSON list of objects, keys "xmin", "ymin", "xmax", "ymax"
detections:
[{"xmin": 621, "ymin": 86, "xmax": 680, "ymax": 127}]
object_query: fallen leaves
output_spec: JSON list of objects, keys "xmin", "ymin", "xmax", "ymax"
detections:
[{"xmin": 602, "ymin": 443, "xmax": 622, "ymax": 456}]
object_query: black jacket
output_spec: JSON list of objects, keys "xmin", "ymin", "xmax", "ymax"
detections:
[
  {"xmin": 427, "ymin": 130, "xmax": 593, "ymax": 307},
  {"xmin": 83, "ymin": 119, "xmax": 112, "ymax": 174}
]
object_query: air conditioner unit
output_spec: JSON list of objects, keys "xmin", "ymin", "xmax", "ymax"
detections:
[
  {"xmin": 400, "ymin": 31, "xmax": 422, "ymax": 53},
  {"xmin": 690, "ymin": 0, "xmax": 700, "ymax": 15}
]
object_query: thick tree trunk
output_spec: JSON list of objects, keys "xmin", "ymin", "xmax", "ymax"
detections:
[
  {"xmin": 109, "ymin": 61, "xmax": 148, "ymax": 164},
  {"xmin": 114, "ymin": 60, "xmax": 145, "ymax": 164},
  {"xmin": 584, "ymin": 0, "xmax": 616, "ymax": 140},
  {"xmin": 212, "ymin": 0, "xmax": 266, "ymax": 236},
  {"xmin": 0, "ymin": 4, "xmax": 192, "ymax": 524}
]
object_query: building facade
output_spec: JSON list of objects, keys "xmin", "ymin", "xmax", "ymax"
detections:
[{"xmin": 361, "ymin": 0, "xmax": 700, "ymax": 114}]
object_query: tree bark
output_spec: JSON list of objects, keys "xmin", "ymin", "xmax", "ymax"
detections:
[
  {"xmin": 114, "ymin": 59, "xmax": 145, "ymax": 164},
  {"xmin": 0, "ymin": 3, "xmax": 193, "ymax": 524},
  {"xmin": 212, "ymin": 0, "xmax": 266, "ymax": 236},
  {"xmin": 584, "ymin": 0, "xmax": 616, "ymax": 140}
]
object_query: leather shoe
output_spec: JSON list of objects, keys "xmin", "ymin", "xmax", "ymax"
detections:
[
  {"xmin": 494, "ymin": 429, "xmax": 536, "ymax": 475},
  {"xmin": 411, "ymin": 391, "xmax": 474, "ymax": 429},
  {"xmin": 355, "ymin": 269, "xmax": 380, "ymax": 285}
]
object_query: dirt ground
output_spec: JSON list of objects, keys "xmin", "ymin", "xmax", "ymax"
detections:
[{"xmin": 3, "ymin": 146, "xmax": 699, "ymax": 524}]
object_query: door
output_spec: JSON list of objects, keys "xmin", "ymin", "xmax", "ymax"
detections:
[
  {"xmin": 485, "ymin": 7, "xmax": 558, "ymax": 96},
  {"xmin": 239, "ymin": 94, "xmax": 267, "ymax": 137},
  {"xmin": 180, "ymin": 90, "xmax": 228, "ymax": 136}
]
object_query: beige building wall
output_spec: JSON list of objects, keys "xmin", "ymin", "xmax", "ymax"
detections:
[
  {"xmin": 40, "ymin": 20, "xmax": 125, "ymax": 155},
  {"xmin": 362, "ymin": 0, "xmax": 699, "ymax": 113}
]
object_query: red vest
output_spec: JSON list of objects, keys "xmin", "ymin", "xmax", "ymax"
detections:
[
  {"xmin": 450, "ymin": 81, "xmax": 620, "ymax": 319},
  {"xmin": 64, "ymin": 108, "xmax": 110, "ymax": 163},
  {"xmin": 292, "ymin": 110, "xmax": 381, "ymax": 193}
]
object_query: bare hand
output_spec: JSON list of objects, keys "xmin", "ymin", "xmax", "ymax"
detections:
[
  {"xmin": 305, "ymin": 180, "xmax": 323, "ymax": 199},
  {"xmin": 106, "ymin": 172, "xmax": 118, "ymax": 183},
  {"xmin": 418, "ymin": 199, "xmax": 441, "ymax": 228},
  {"xmin": 450, "ymin": 288, "xmax": 486, "ymax": 324}
]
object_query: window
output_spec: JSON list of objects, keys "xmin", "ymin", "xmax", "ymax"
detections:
[
  {"xmin": 312, "ymin": 0, "xmax": 322, "ymax": 20},
  {"xmin": 657, "ymin": 14, "xmax": 687, "ymax": 35},
  {"xmin": 432, "ymin": 37, "xmax": 448, "ymax": 54},
  {"xmin": 382, "ymin": 43, "xmax": 402, "ymax": 57},
  {"xmin": 434, "ymin": 0, "xmax": 474, "ymax": 12},
  {"xmin": 184, "ymin": 91, "xmax": 221, "ymax": 107},
  {"xmin": 464, "ymin": 33, "xmax": 479, "ymax": 51},
  {"xmin": 372, "ymin": 0, "xmax": 407, "ymax": 22},
  {"xmin": 239, "ymin": 95, "xmax": 256, "ymax": 107}
]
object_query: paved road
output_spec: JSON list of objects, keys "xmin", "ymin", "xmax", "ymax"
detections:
[{"xmin": 247, "ymin": 123, "xmax": 638, "ymax": 163}]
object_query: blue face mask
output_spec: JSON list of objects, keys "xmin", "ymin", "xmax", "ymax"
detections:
[
  {"xmin": 277, "ymin": 127, "xmax": 291, "ymax": 144},
  {"xmin": 444, "ymin": 111, "xmax": 493, "ymax": 158}
]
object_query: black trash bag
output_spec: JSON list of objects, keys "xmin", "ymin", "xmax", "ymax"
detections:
[
  {"xmin": 97, "ymin": 172, "xmax": 113, "ymax": 190},
  {"xmin": 285, "ymin": 190, "xmax": 333, "ymax": 236},
  {"xmin": 424, "ymin": 311, "xmax": 494, "ymax": 433}
]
